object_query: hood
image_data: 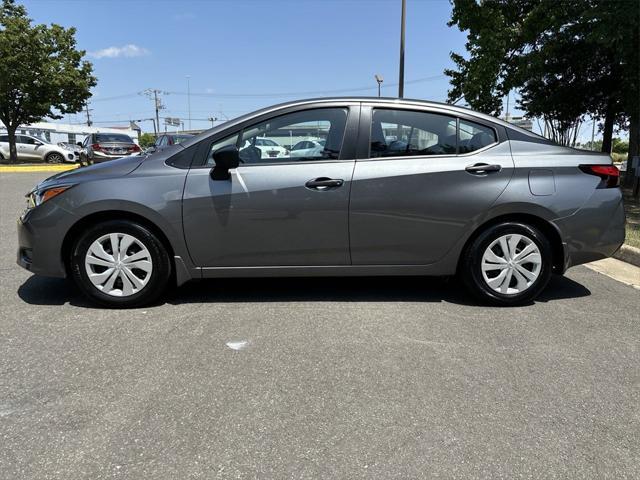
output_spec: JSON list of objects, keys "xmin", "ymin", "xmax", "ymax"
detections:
[{"xmin": 34, "ymin": 154, "xmax": 146, "ymax": 192}]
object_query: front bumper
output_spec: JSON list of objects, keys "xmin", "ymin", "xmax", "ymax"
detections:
[{"xmin": 16, "ymin": 202, "xmax": 78, "ymax": 278}]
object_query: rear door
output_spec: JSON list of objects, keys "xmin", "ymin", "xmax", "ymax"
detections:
[
  {"xmin": 349, "ymin": 105, "xmax": 514, "ymax": 265},
  {"xmin": 16, "ymin": 136, "xmax": 38, "ymax": 160},
  {"xmin": 182, "ymin": 104, "xmax": 360, "ymax": 267}
]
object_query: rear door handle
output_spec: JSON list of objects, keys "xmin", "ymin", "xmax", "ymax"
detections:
[
  {"xmin": 305, "ymin": 177, "xmax": 344, "ymax": 190},
  {"xmin": 465, "ymin": 163, "xmax": 502, "ymax": 175}
]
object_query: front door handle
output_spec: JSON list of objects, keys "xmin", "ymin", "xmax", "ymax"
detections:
[
  {"xmin": 465, "ymin": 163, "xmax": 502, "ymax": 175},
  {"xmin": 305, "ymin": 177, "xmax": 344, "ymax": 190}
]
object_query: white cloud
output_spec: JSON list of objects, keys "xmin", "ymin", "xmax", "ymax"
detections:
[{"xmin": 89, "ymin": 44, "xmax": 150, "ymax": 59}]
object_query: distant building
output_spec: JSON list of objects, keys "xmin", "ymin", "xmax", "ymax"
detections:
[
  {"xmin": 0, "ymin": 121, "xmax": 140, "ymax": 145},
  {"xmin": 502, "ymin": 114, "xmax": 533, "ymax": 131}
]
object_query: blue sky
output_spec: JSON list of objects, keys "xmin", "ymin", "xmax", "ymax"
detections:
[{"xmin": 23, "ymin": 0, "xmax": 480, "ymax": 132}]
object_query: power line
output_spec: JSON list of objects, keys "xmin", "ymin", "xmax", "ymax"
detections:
[{"xmin": 87, "ymin": 75, "xmax": 446, "ymax": 104}]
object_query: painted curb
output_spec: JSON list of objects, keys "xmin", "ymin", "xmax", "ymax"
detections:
[
  {"xmin": 614, "ymin": 244, "xmax": 640, "ymax": 268},
  {"xmin": 0, "ymin": 164, "xmax": 79, "ymax": 173}
]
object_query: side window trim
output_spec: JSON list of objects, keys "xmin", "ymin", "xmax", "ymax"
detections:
[
  {"xmin": 360, "ymin": 104, "xmax": 500, "ymax": 161},
  {"xmin": 188, "ymin": 104, "xmax": 360, "ymax": 169}
]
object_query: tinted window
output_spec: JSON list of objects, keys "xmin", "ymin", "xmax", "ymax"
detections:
[
  {"xmin": 17, "ymin": 136, "xmax": 35, "ymax": 144},
  {"xmin": 239, "ymin": 108, "xmax": 348, "ymax": 164},
  {"xmin": 95, "ymin": 133, "xmax": 133, "ymax": 143},
  {"xmin": 370, "ymin": 109, "xmax": 457, "ymax": 158},
  {"xmin": 458, "ymin": 119, "xmax": 496, "ymax": 153},
  {"xmin": 0, "ymin": 135, "xmax": 8, "ymax": 142}
]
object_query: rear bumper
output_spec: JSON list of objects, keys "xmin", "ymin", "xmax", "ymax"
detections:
[{"xmin": 554, "ymin": 188, "xmax": 626, "ymax": 269}]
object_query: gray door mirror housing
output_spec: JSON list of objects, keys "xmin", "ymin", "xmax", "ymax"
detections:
[{"xmin": 211, "ymin": 145, "xmax": 240, "ymax": 180}]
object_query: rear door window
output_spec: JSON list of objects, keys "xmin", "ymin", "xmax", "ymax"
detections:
[{"xmin": 458, "ymin": 119, "xmax": 497, "ymax": 153}]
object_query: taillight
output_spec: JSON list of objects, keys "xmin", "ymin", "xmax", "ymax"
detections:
[
  {"xmin": 129, "ymin": 144, "xmax": 141, "ymax": 152},
  {"xmin": 579, "ymin": 164, "xmax": 620, "ymax": 188},
  {"xmin": 91, "ymin": 143, "xmax": 102, "ymax": 151}
]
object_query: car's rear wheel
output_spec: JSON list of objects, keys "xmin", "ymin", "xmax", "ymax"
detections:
[
  {"xmin": 46, "ymin": 152, "xmax": 64, "ymax": 163},
  {"xmin": 460, "ymin": 222, "xmax": 552, "ymax": 306},
  {"xmin": 70, "ymin": 220, "xmax": 172, "ymax": 308}
]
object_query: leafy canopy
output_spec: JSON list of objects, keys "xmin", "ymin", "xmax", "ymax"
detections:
[{"xmin": 0, "ymin": 0, "xmax": 96, "ymax": 131}]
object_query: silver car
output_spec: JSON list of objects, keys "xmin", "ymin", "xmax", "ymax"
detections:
[
  {"xmin": 17, "ymin": 97, "xmax": 625, "ymax": 307},
  {"xmin": 0, "ymin": 134, "xmax": 76, "ymax": 163}
]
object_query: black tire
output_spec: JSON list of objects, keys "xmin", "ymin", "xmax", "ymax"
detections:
[
  {"xmin": 460, "ymin": 222, "xmax": 553, "ymax": 306},
  {"xmin": 69, "ymin": 220, "xmax": 172, "ymax": 308},
  {"xmin": 46, "ymin": 152, "xmax": 64, "ymax": 164}
]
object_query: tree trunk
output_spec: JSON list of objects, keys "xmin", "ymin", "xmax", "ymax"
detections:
[
  {"xmin": 623, "ymin": 114, "xmax": 639, "ymax": 187},
  {"xmin": 601, "ymin": 104, "xmax": 615, "ymax": 154},
  {"xmin": 6, "ymin": 126, "xmax": 18, "ymax": 163}
]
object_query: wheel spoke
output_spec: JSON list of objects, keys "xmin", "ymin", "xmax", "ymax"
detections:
[
  {"xmin": 124, "ymin": 260, "xmax": 152, "ymax": 272},
  {"xmin": 513, "ymin": 243, "xmax": 536, "ymax": 261},
  {"xmin": 514, "ymin": 263, "xmax": 538, "ymax": 281},
  {"xmin": 484, "ymin": 249, "xmax": 507, "ymax": 264},
  {"xmin": 89, "ymin": 243, "xmax": 114, "ymax": 262},
  {"xmin": 486, "ymin": 269, "xmax": 508, "ymax": 289},
  {"xmin": 482, "ymin": 262, "xmax": 508, "ymax": 272},
  {"xmin": 118, "ymin": 235, "xmax": 135, "ymax": 259},
  {"xmin": 512, "ymin": 268, "xmax": 530, "ymax": 291},
  {"xmin": 498, "ymin": 237, "xmax": 511, "ymax": 261},
  {"xmin": 500, "ymin": 269, "xmax": 513, "ymax": 293},
  {"xmin": 507, "ymin": 234, "xmax": 522, "ymax": 259},
  {"xmin": 89, "ymin": 267, "xmax": 115, "ymax": 284},
  {"xmin": 109, "ymin": 234, "xmax": 120, "ymax": 261},
  {"xmin": 119, "ymin": 270, "xmax": 135, "ymax": 296},
  {"xmin": 516, "ymin": 252, "xmax": 541, "ymax": 265},
  {"xmin": 122, "ymin": 266, "xmax": 144, "ymax": 289},
  {"xmin": 86, "ymin": 255, "xmax": 114, "ymax": 268},
  {"xmin": 102, "ymin": 269, "xmax": 120, "ymax": 293},
  {"xmin": 123, "ymin": 250, "xmax": 148, "ymax": 263}
]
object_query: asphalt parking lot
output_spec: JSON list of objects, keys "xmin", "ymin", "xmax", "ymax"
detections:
[{"xmin": 1, "ymin": 172, "xmax": 639, "ymax": 479}]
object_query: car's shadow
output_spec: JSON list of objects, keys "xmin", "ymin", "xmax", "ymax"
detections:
[{"xmin": 17, "ymin": 274, "xmax": 591, "ymax": 309}]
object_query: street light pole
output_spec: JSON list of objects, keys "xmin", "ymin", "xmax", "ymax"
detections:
[
  {"xmin": 186, "ymin": 75, "xmax": 192, "ymax": 131},
  {"xmin": 375, "ymin": 74, "xmax": 384, "ymax": 97},
  {"xmin": 398, "ymin": 0, "xmax": 406, "ymax": 98}
]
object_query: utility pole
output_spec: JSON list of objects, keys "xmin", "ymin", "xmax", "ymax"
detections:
[
  {"xmin": 142, "ymin": 89, "xmax": 167, "ymax": 136},
  {"xmin": 85, "ymin": 102, "xmax": 93, "ymax": 127},
  {"xmin": 398, "ymin": 0, "xmax": 406, "ymax": 98},
  {"xmin": 186, "ymin": 75, "xmax": 192, "ymax": 131}
]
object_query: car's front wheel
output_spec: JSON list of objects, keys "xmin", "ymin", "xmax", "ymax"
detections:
[
  {"xmin": 46, "ymin": 152, "xmax": 64, "ymax": 163},
  {"xmin": 70, "ymin": 220, "xmax": 172, "ymax": 307},
  {"xmin": 460, "ymin": 222, "xmax": 552, "ymax": 306}
]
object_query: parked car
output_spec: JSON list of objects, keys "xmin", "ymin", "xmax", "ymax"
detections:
[
  {"xmin": 57, "ymin": 142, "xmax": 82, "ymax": 163},
  {"xmin": 290, "ymin": 139, "xmax": 325, "ymax": 158},
  {"xmin": 0, "ymin": 134, "xmax": 76, "ymax": 163},
  {"xmin": 79, "ymin": 133, "xmax": 141, "ymax": 165},
  {"xmin": 242, "ymin": 137, "xmax": 289, "ymax": 160},
  {"xmin": 17, "ymin": 97, "xmax": 625, "ymax": 308},
  {"xmin": 148, "ymin": 133, "xmax": 194, "ymax": 153}
]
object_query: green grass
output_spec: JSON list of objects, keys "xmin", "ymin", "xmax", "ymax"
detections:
[{"xmin": 623, "ymin": 187, "xmax": 640, "ymax": 249}]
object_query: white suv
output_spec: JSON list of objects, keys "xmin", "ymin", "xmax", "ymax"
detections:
[{"xmin": 0, "ymin": 134, "xmax": 76, "ymax": 163}]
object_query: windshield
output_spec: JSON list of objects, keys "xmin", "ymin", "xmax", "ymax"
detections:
[
  {"xmin": 95, "ymin": 133, "xmax": 133, "ymax": 143},
  {"xmin": 172, "ymin": 135, "xmax": 193, "ymax": 144}
]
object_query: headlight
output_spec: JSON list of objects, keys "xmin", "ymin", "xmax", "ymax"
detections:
[{"xmin": 26, "ymin": 185, "xmax": 72, "ymax": 209}]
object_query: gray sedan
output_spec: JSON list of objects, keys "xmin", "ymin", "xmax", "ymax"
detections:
[{"xmin": 17, "ymin": 98, "xmax": 625, "ymax": 307}]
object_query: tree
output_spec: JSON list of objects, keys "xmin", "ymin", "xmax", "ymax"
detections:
[
  {"xmin": 445, "ymin": 0, "xmax": 639, "ymax": 160},
  {"xmin": 0, "ymin": 0, "xmax": 96, "ymax": 162},
  {"xmin": 138, "ymin": 132, "xmax": 156, "ymax": 149}
]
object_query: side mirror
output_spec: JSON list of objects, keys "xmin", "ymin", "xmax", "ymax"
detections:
[
  {"xmin": 210, "ymin": 145, "xmax": 240, "ymax": 180},
  {"xmin": 76, "ymin": 142, "xmax": 83, "ymax": 147}
]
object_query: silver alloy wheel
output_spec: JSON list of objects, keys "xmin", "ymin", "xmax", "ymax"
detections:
[
  {"xmin": 47, "ymin": 153, "xmax": 63, "ymax": 163},
  {"xmin": 480, "ymin": 234, "xmax": 542, "ymax": 295},
  {"xmin": 84, "ymin": 233, "xmax": 153, "ymax": 297}
]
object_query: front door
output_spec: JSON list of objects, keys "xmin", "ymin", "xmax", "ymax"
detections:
[
  {"xmin": 349, "ymin": 106, "xmax": 514, "ymax": 265},
  {"xmin": 16, "ymin": 136, "xmax": 37, "ymax": 160},
  {"xmin": 182, "ymin": 105, "xmax": 358, "ymax": 267}
]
